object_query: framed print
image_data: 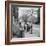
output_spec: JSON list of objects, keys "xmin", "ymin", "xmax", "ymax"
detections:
[{"xmin": 5, "ymin": 1, "xmax": 45, "ymax": 45}]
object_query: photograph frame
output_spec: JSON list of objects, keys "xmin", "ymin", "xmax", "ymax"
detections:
[{"xmin": 5, "ymin": 1, "xmax": 45, "ymax": 45}]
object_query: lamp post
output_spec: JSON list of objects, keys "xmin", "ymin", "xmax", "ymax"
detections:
[{"xmin": 30, "ymin": 9, "xmax": 34, "ymax": 34}]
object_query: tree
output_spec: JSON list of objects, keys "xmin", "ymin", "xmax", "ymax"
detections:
[{"xmin": 21, "ymin": 9, "xmax": 34, "ymax": 34}]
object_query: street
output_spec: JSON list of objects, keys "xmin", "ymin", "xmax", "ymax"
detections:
[{"xmin": 24, "ymin": 24, "xmax": 40, "ymax": 37}]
